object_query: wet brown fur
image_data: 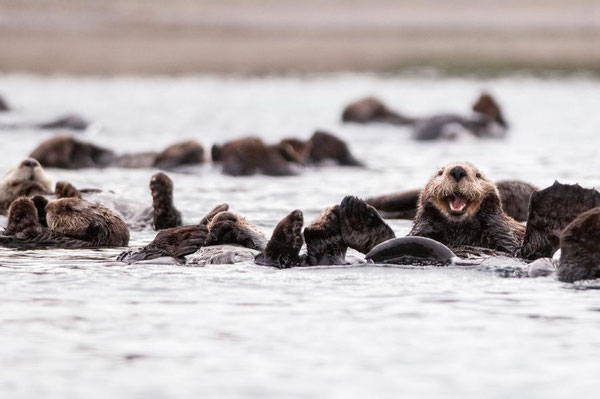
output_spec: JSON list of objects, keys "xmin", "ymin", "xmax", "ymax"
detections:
[
  {"xmin": 410, "ymin": 162, "xmax": 524, "ymax": 254},
  {"xmin": 340, "ymin": 196, "xmax": 395, "ymax": 254},
  {"xmin": 205, "ymin": 211, "xmax": 267, "ymax": 251},
  {"xmin": 0, "ymin": 158, "xmax": 53, "ymax": 214},
  {"xmin": 303, "ymin": 205, "xmax": 347, "ymax": 265},
  {"xmin": 256, "ymin": 209, "xmax": 305, "ymax": 267},
  {"xmin": 557, "ymin": 207, "xmax": 600, "ymax": 282},
  {"xmin": 149, "ymin": 173, "xmax": 182, "ymax": 230},
  {"xmin": 341, "ymin": 96, "xmax": 415, "ymax": 125}
]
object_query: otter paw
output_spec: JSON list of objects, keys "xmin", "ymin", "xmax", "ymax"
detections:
[{"xmin": 340, "ymin": 196, "xmax": 395, "ymax": 254}]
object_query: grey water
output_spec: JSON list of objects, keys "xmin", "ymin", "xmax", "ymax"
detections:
[{"xmin": 1, "ymin": 73, "xmax": 599, "ymax": 399}]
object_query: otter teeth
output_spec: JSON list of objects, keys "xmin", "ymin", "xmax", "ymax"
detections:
[{"xmin": 448, "ymin": 195, "xmax": 467, "ymax": 212}]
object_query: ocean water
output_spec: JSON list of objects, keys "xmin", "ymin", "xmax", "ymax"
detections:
[{"xmin": 0, "ymin": 73, "xmax": 599, "ymax": 399}]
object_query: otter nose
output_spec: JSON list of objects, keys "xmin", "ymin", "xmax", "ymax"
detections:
[
  {"xmin": 449, "ymin": 166, "xmax": 467, "ymax": 182},
  {"xmin": 21, "ymin": 159, "xmax": 38, "ymax": 168}
]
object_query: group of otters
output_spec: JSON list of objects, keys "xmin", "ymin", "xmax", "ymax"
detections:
[
  {"xmin": 0, "ymin": 155, "xmax": 598, "ymax": 283},
  {"xmin": 1, "ymin": 92, "xmax": 598, "ymax": 283},
  {"xmin": 0, "ymin": 92, "xmax": 506, "ymax": 176}
]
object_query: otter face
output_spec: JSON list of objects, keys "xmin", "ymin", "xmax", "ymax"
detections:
[
  {"xmin": 1, "ymin": 158, "xmax": 52, "ymax": 195},
  {"xmin": 421, "ymin": 162, "xmax": 497, "ymax": 220},
  {"xmin": 150, "ymin": 172, "xmax": 173, "ymax": 197}
]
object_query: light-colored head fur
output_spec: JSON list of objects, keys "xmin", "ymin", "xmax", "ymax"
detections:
[
  {"xmin": 0, "ymin": 158, "xmax": 53, "ymax": 213},
  {"xmin": 419, "ymin": 162, "xmax": 499, "ymax": 220}
]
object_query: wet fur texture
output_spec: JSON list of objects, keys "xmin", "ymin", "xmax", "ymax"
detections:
[
  {"xmin": 341, "ymin": 96, "xmax": 415, "ymax": 125},
  {"xmin": 256, "ymin": 209, "xmax": 305, "ymax": 268},
  {"xmin": 303, "ymin": 205, "xmax": 347, "ymax": 265},
  {"xmin": 205, "ymin": 211, "xmax": 267, "ymax": 251},
  {"xmin": 149, "ymin": 173, "xmax": 182, "ymax": 230},
  {"xmin": 45, "ymin": 198, "xmax": 129, "ymax": 246},
  {"xmin": 340, "ymin": 196, "xmax": 395, "ymax": 254},
  {"xmin": 556, "ymin": 207, "xmax": 600, "ymax": 282},
  {"xmin": 118, "ymin": 225, "xmax": 208, "ymax": 263},
  {"xmin": 55, "ymin": 181, "xmax": 82, "ymax": 199},
  {"xmin": 495, "ymin": 180, "xmax": 537, "ymax": 222},
  {"xmin": 306, "ymin": 131, "xmax": 363, "ymax": 167},
  {"xmin": 410, "ymin": 162, "xmax": 524, "ymax": 254},
  {"xmin": 0, "ymin": 158, "xmax": 53, "ymax": 214},
  {"xmin": 212, "ymin": 137, "xmax": 300, "ymax": 176},
  {"xmin": 520, "ymin": 182, "xmax": 600, "ymax": 260}
]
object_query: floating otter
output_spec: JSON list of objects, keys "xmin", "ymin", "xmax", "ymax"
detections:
[
  {"xmin": 519, "ymin": 182, "xmax": 600, "ymax": 260},
  {"xmin": 36, "ymin": 114, "xmax": 90, "ymax": 131},
  {"xmin": 0, "ymin": 158, "xmax": 53, "ymax": 214},
  {"xmin": 409, "ymin": 162, "xmax": 525, "ymax": 254},
  {"xmin": 1, "ymin": 196, "xmax": 129, "ymax": 248},
  {"xmin": 279, "ymin": 131, "xmax": 364, "ymax": 167},
  {"xmin": 341, "ymin": 96, "xmax": 415, "ymax": 125},
  {"xmin": 148, "ymin": 173, "xmax": 182, "ymax": 230},
  {"xmin": 211, "ymin": 137, "xmax": 302, "ymax": 176},
  {"xmin": 367, "ymin": 179, "xmax": 536, "ymax": 222},
  {"xmin": 413, "ymin": 93, "xmax": 508, "ymax": 140},
  {"xmin": 29, "ymin": 135, "xmax": 205, "ymax": 170},
  {"xmin": 556, "ymin": 207, "xmax": 600, "ymax": 282},
  {"xmin": 118, "ymin": 196, "xmax": 394, "ymax": 268}
]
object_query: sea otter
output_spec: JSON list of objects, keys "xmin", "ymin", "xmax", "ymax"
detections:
[
  {"xmin": 341, "ymin": 96, "xmax": 415, "ymax": 125},
  {"xmin": 556, "ymin": 207, "xmax": 600, "ymax": 282},
  {"xmin": 148, "ymin": 173, "xmax": 182, "ymax": 230},
  {"xmin": 211, "ymin": 137, "xmax": 302, "ymax": 176},
  {"xmin": 0, "ymin": 158, "xmax": 53, "ymax": 214},
  {"xmin": 409, "ymin": 162, "xmax": 525, "ymax": 254},
  {"xmin": 279, "ymin": 131, "xmax": 364, "ymax": 167},
  {"xmin": 29, "ymin": 135, "xmax": 206, "ymax": 170},
  {"xmin": 118, "ymin": 196, "xmax": 395, "ymax": 267},
  {"xmin": 413, "ymin": 93, "xmax": 508, "ymax": 140},
  {"xmin": 519, "ymin": 182, "xmax": 600, "ymax": 260},
  {"xmin": 367, "ymin": 179, "xmax": 537, "ymax": 222},
  {"xmin": 1, "ymin": 196, "xmax": 129, "ymax": 248}
]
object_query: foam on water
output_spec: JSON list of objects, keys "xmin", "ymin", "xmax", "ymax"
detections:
[{"xmin": 1, "ymin": 73, "xmax": 600, "ymax": 398}]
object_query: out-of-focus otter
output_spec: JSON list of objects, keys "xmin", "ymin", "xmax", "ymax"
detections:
[
  {"xmin": 367, "ymin": 179, "xmax": 537, "ymax": 222},
  {"xmin": 36, "ymin": 114, "xmax": 90, "ymax": 131},
  {"xmin": 0, "ymin": 95, "xmax": 10, "ymax": 112},
  {"xmin": 413, "ymin": 93, "xmax": 508, "ymax": 140},
  {"xmin": 29, "ymin": 135, "xmax": 205, "ymax": 170},
  {"xmin": 0, "ymin": 158, "xmax": 53, "ymax": 214},
  {"xmin": 409, "ymin": 162, "xmax": 525, "ymax": 254},
  {"xmin": 279, "ymin": 130, "xmax": 364, "ymax": 167},
  {"xmin": 519, "ymin": 182, "xmax": 600, "ymax": 260},
  {"xmin": 1, "ymin": 196, "xmax": 129, "ymax": 248},
  {"xmin": 556, "ymin": 207, "xmax": 600, "ymax": 282},
  {"xmin": 341, "ymin": 96, "xmax": 415, "ymax": 125},
  {"xmin": 211, "ymin": 137, "xmax": 302, "ymax": 176}
]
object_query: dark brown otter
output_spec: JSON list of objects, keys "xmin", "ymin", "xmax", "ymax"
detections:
[
  {"xmin": 413, "ymin": 92, "xmax": 508, "ymax": 140},
  {"xmin": 54, "ymin": 181, "xmax": 82, "ymax": 199},
  {"xmin": 556, "ymin": 207, "xmax": 600, "ymax": 282},
  {"xmin": 149, "ymin": 173, "xmax": 182, "ymax": 230},
  {"xmin": 117, "ymin": 203, "xmax": 226, "ymax": 263},
  {"xmin": 367, "ymin": 179, "xmax": 536, "ymax": 222},
  {"xmin": 0, "ymin": 158, "xmax": 53, "ymax": 214},
  {"xmin": 495, "ymin": 180, "xmax": 537, "ymax": 222},
  {"xmin": 306, "ymin": 130, "xmax": 363, "ymax": 166},
  {"xmin": 211, "ymin": 137, "xmax": 301, "ymax": 176},
  {"xmin": 30, "ymin": 136, "xmax": 206, "ymax": 170},
  {"xmin": 255, "ymin": 209, "xmax": 305, "ymax": 267},
  {"xmin": 339, "ymin": 195, "xmax": 395, "ymax": 254},
  {"xmin": 29, "ymin": 135, "xmax": 115, "ymax": 169},
  {"xmin": 303, "ymin": 205, "xmax": 347, "ymax": 265},
  {"xmin": 278, "ymin": 138, "xmax": 312, "ymax": 165},
  {"xmin": 1, "ymin": 197, "xmax": 129, "ymax": 247},
  {"xmin": 519, "ymin": 182, "xmax": 600, "ymax": 260},
  {"xmin": 341, "ymin": 96, "xmax": 415, "ymax": 125},
  {"xmin": 205, "ymin": 211, "xmax": 268, "ymax": 250},
  {"xmin": 409, "ymin": 162, "xmax": 525, "ymax": 254}
]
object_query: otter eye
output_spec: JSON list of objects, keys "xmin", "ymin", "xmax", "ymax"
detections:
[
  {"xmin": 437, "ymin": 170, "xmax": 443, "ymax": 176},
  {"xmin": 476, "ymin": 173, "xmax": 482, "ymax": 179}
]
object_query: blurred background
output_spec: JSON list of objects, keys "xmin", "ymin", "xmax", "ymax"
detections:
[{"xmin": 1, "ymin": 0, "xmax": 600, "ymax": 75}]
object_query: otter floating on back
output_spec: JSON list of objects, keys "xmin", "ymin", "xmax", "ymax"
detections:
[{"xmin": 0, "ymin": 158, "xmax": 52, "ymax": 214}]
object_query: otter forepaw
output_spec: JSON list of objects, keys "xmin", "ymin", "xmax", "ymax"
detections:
[{"xmin": 340, "ymin": 195, "xmax": 395, "ymax": 254}]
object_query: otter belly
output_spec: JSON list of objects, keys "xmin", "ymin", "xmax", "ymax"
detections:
[{"xmin": 365, "ymin": 237, "xmax": 456, "ymax": 266}]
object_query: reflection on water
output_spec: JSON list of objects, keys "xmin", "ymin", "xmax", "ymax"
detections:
[{"xmin": 1, "ymin": 74, "xmax": 600, "ymax": 398}]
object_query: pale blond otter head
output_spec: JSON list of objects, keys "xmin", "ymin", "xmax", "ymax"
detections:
[
  {"xmin": 0, "ymin": 158, "xmax": 53, "ymax": 214},
  {"xmin": 419, "ymin": 162, "xmax": 499, "ymax": 220}
]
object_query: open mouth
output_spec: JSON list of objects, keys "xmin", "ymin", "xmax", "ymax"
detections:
[{"xmin": 445, "ymin": 193, "xmax": 469, "ymax": 215}]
